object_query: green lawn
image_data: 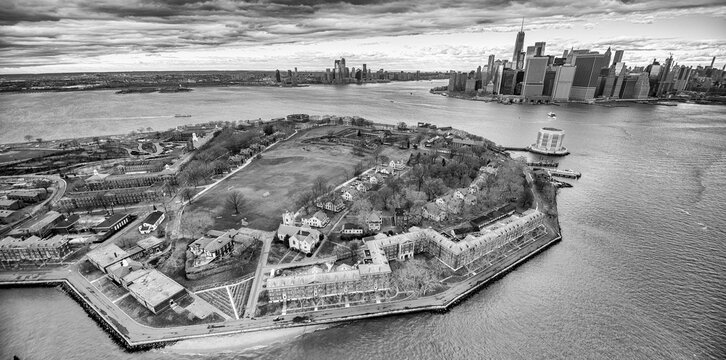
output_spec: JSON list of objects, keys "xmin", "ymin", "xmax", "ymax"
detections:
[
  {"xmin": 184, "ymin": 136, "xmax": 369, "ymax": 232},
  {"xmin": 0, "ymin": 149, "xmax": 60, "ymax": 164}
]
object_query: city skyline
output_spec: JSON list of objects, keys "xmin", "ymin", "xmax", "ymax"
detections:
[{"xmin": 1, "ymin": 0, "xmax": 725, "ymax": 74}]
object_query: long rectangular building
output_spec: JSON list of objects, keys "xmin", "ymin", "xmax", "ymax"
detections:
[
  {"xmin": 266, "ymin": 210, "xmax": 546, "ymax": 304},
  {"xmin": 0, "ymin": 234, "xmax": 72, "ymax": 262},
  {"xmin": 123, "ymin": 269, "xmax": 186, "ymax": 314}
]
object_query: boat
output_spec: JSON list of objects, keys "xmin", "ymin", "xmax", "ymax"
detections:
[
  {"xmin": 550, "ymin": 179, "xmax": 573, "ymax": 188},
  {"xmin": 174, "ymin": 114, "xmax": 192, "ymax": 118},
  {"xmin": 547, "ymin": 168, "xmax": 581, "ymax": 179},
  {"xmin": 547, "ymin": 112, "xmax": 556, "ymax": 118}
]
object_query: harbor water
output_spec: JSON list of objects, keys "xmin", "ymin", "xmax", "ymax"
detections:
[{"xmin": 1, "ymin": 82, "xmax": 725, "ymax": 359}]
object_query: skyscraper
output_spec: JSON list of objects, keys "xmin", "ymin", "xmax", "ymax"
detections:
[
  {"xmin": 522, "ymin": 57, "xmax": 549, "ymax": 100},
  {"xmin": 613, "ymin": 50, "xmax": 624, "ymax": 64},
  {"xmin": 486, "ymin": 54, "xmax": 496, "ymax": 83},
  {"xmin": 603, "ymin": 47, "xmax": 612, "ymax": 69},
  {"xmin": 655, "ymin": 55, "xmax": 673, "ymax": 97},
  {"xmin": 551, "ymin": 65, "xmax": 576, "ymax": 101},
  {"xmin": 512, "ymin": 18, "xmax": 525, "ymax": 69},
  {"xmin": 570, "ymin": 53, "xmax": 608, "ymax": 100}
]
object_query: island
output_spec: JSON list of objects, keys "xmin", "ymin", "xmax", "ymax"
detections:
[{"xmin": 0, "ymin": 114, "xmax": 563, "ymax": 351}]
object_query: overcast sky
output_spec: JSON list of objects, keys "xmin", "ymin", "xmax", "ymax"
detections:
[{"xmin": 1, "ymin": 0, "xmax": 725, "ymax": 74}]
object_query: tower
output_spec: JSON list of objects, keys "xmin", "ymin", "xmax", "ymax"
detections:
[
  {"xmin": 603, "ymin": 47, "xmax": 612, "ymax": 69},
  {"xmin": 486, "ymin": 54, "xmax": 496, "ymax": 82},
  {"xmin": 512, "ymin": 18, "xmax": 525, "ymax": 69}
]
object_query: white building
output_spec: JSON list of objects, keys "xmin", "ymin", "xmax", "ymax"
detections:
[{"xmin": 530, "ymin": 127, "xmax": 568, "ymax": 155}]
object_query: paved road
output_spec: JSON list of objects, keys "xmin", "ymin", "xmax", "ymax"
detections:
[
  {"xmin": 243, "ymin": 235, "xmax": 272, "ymax": 318},
  {"xmin": 0, "ymin": 227, "xmax": 560, "ymax": 348}
]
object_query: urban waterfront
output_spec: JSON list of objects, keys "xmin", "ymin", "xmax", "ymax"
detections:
[{"xmin": 1, "ymin": 81, "xmax": 725, "ymax": 359}]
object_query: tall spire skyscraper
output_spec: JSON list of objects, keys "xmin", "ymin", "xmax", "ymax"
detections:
[{"xmin": 512, "ymin": 18, "xmax": 525, "ymax": 69}]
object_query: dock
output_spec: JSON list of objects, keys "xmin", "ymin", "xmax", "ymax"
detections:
[{"xmin": 526, "ymin": 160, "xmax": 558, "ymax": 167}]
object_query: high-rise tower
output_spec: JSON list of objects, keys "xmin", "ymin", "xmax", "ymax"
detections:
[
  {"xmin": 486, "ymin": 54, "xmax": 496, "ymax": 82},
  {"xmin": 512, "ymin": 18, "xmax": 525, "ymax": 69}
]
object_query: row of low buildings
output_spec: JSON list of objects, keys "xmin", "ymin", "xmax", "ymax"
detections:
[
  {"xmin": 57, "ymin": 188, "xmax": 162, "ymax": 212},
  {"xmin": 2, "ymin": 189, "xmax": 47, "ymax": 204},
  {"xmin": 84, "ymin": 168, "xmax": 176, "ymax": 191},
  {"xmin": 0, "ymin": 211, "xmax": 139, "ymax": 263},
  {"xmin": 265, "ymin": 209, "xmax": 546, "ymax": 304},
  {"xmin": 422, "ymin": 165, "xmax": 497, "ymax": 222},
  {"xmin": 0, "ymin": 234, "xmax": 74, "ymax": 263},
  {"xmin": 86, "ymin": 243, "xmax": 185, "ymax": 314},
  {"xmin": 340, "ymin": 160, "xmax": 406, "ymax": 203}
]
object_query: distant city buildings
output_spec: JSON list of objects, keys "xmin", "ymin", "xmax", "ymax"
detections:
[{"xmin": 442, "ymin": 20, "xmax": 724, "ymax": 103}]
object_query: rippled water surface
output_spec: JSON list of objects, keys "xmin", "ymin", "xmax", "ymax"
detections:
[{"xmin": 1, "ymin": 82, "xmax": 725, "ymax": 359}]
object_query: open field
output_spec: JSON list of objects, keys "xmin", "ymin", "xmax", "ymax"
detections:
[
  {"xmin": 0, "ymin": 148, "xmax": 59, "ymax": 163},
  {"xmin": 184, "ymin": 127, "xmax": 376, "ymax": 231}
]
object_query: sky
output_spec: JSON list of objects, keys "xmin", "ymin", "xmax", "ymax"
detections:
[{"xmin": 1, "ymin": 0, "xmax": 725, "ymax": 74}]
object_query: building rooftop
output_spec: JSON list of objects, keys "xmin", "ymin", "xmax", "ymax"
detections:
[
  {"xmin": 86, "ymin": 243, "xmax": 129, "ymax": 269},
  {"xmin": 0, "ymin": 234, "xmax": 71, "ymax": 250},
  {"xmin": 367, "ymin": 211, "xmax": 382, "ymax": 223},
  {"xmin": 0, "ymin": 199, "xmax": 19, "ymax": 207},
  {"xmin": 141, "ymin": 211, "xmax": 164, "ymax": 225},
  {"xmin": 21, "ymin": 211, "xmax": 62, "ymax": 233},
  {"xmin": 107, "ymin": 258, "xmax": 144, "ymax": 281},
  {"xmin": 267, "ymin": 267, "xmax": 361, "ymax": 289},
  {"xmin": 342, "ymin": 223, "xmax": 362, "ymax": 230},
  {"xmin": 8, "ymin": 189, "xmax": 46, "ymax": 197},
  {"xmin": 136, "ymin": 236, "xmax": 164, "ymax": 251},
  {"xmin": 0, "ymin": 209, "xmax": 15, "ymax": 218},
  {"xmin": 190, "ymin": 231, "xmax": 234, "ymax": 253},
  {"xmin": 94, "ymin": 213, "xmax": 129, "ymax": 230},
  {"xmin": 53, "ymin": 214, "xmax": 80, "ymax": 229},
  {"xmin": 124, "ymin": 269, "xmax": 186, "ymax": 308}
]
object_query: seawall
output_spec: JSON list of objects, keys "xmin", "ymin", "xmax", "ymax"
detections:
[{"xmin": 0, "ymin": 228, "xmax": 561, "ymax": 351}]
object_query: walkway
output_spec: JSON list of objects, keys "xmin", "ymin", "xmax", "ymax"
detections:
[{"xmin": 0, "ymin": 226, "xmax": 561, "ymax": 349}]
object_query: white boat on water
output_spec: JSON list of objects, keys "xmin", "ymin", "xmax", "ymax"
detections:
[{"xmin": 547, "ymin": 112, "xmax": 556, "ymax": 118}]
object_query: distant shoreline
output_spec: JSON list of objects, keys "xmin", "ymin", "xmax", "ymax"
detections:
[{"xmin": 430, "ymin": 89, "xmax": 725, "ymax": 106}]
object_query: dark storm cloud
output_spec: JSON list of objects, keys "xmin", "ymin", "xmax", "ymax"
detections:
[
  {"xmin": 0, "ymin": 7, "xmax": 60, "ymax": 25},
  {"xmin": 0, "ymin": 0, "xmax": 724, "ymax": 70}
]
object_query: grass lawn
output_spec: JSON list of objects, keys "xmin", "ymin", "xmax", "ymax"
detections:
[
  {"xmin": 0, "ymin": 149, "xmax": 60, "ymax": 164},
  {"xmin": 183, "ymin": 132, "xmax": 376, "ymax": 232},
  {"xmin": 266, "ymin": 241, "xmax": 293, "ymax": 265}
]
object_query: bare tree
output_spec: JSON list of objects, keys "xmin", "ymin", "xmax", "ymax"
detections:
[
  {"xmin": 353, "ymin": 161, "xmax": 365, "ymax": 176},
  {"xmin": 311, "ymin": 176, "xmax": 330, "ymax": 198},
  {"xmin": 226, "ymin": 191, "xmax": 246, "ymax": 214},
  {"xmin": 180, "ymin": 187, "xmax": 195, "ymax": 203},
  {"xmin": 33, "ymin": 179, "xmax": 53, "ymax": 193},
  {"xmin": 180, "ymin": 212, "xmax": 213, "ymax": 239},
  {"xmin": 293, "ymin": 191, "xmax": 316, "ymax": 213}
]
